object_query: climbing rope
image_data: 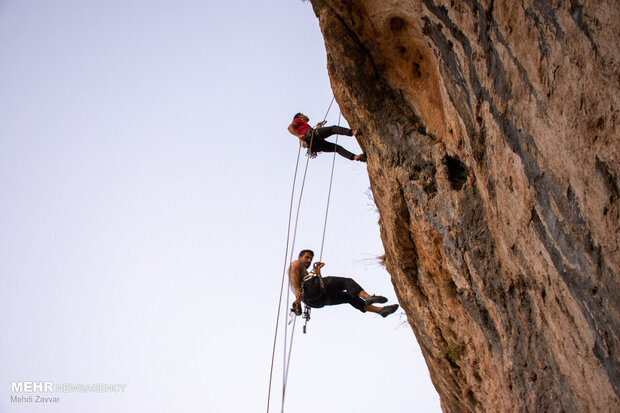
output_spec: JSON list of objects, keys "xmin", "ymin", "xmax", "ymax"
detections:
[
  {"xmin": 319, "ymin": 111, "xmax": 341, "ymax": 262},
  {"xmin": 299, "ymin": 111, "xmax": 342, "ymax": 336},
  {"xmin": 266, "ymin": 144, "xmax": 302, "ymax": 413},
  {"xmin": 281, "ymin": 110, "xmax": 343, "ymax": 411},
  {"xmin": 280, "ymin": 99, "xmax": 338, "ymax": 410},
  {"xmin": 296, "ymin": 111, "xmax": 343, "ymax": 334},
  {"xmin": 280, "ymin": 140, "xmax": 313, "ymax": 411},
  {"xmin": 266, "ymin": 97, "xmax": 336, "ymax": 413}
]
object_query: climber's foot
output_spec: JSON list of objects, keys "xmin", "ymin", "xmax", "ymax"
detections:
[
  {"xmin": 364, "ymin": 295, "xmax": 388, "ymax": 306},
  {"xmin": 379, "ymin": 304, "xmax": 399, "ymax": 318}
]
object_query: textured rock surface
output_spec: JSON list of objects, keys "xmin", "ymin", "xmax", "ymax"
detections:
[{"xmin": 309, "ymin": 0, "xmax": 619, "ymax": 411}]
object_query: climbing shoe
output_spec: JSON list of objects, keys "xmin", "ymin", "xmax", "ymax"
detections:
[
  {"xmin": 358, "ymin": 153, "xmax": 367, "ymax": 162},
  {"xmin": 379, "ymin": 304, "xmax": 399, "ymax": 318},
  {"xmin": 364, "ymin": 295, "xmax": 387, "ymax": 306}
]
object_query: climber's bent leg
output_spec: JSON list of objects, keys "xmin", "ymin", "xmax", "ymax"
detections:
[
  {"xmin": 322, "ymin": 276, "xmax": 366, "ymax": 311},
  {"xmin": 315, "ymin": 141, "xmax": 356, "ymax": 160},
  {"xmin": 315, "ymin": 126, "xmax": 354, "ymax": 139}
]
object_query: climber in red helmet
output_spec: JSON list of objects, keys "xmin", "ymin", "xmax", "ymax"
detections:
[
  {"xmin": 287, "ymin": 113, "xmax": 367, "ymax": 162},
  {"xmin": 288, "ymin": 249, "xmax": 399, "ymax": 317}
]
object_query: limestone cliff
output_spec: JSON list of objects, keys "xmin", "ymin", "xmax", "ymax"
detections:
[{"xmin": 309, "ymin": 0, "xmax": 619, "ymax": 411}]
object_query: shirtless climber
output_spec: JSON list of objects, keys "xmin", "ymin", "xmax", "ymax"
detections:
[
  {"xmin": 289, "ymin": 249, "xmax": 399, "ymax": 317},
  {"xmin": 287, "ymin": 113, "xmax": 367, "ymax": 162}
]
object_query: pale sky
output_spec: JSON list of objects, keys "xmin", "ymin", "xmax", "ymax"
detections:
[{"xmin": 0, "ymin": 1, "xmax": 441, "ymax": 412}]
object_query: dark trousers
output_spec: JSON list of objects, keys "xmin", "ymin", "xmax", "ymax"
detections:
[
  {"xmin": 302, "ymin": 276, "xmax": 366, "ymax": 312},
  {"xmin": 304, "ymin": 126, "xmax": 355, "ymax": 160}
]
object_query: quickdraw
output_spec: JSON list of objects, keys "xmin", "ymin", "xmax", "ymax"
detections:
[{"xmin": 302, "ymin": 306, "xmax": 311, "ymax": 334}]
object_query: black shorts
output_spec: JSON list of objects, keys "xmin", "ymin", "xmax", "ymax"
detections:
[{"xmin": 302, "ymin": 276, "xmax": 366, "ymax": 312}]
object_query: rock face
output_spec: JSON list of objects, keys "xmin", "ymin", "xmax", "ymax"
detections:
[{"xmin": 309, "ymin": 0, "xmax": 619, "ymax": 411}]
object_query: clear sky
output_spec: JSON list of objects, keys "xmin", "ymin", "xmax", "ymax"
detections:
[{"xmin": 0, "ymin": 1, "xmax": 441, "ymax": 412}]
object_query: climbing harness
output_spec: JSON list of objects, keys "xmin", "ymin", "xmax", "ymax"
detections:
[
  {"xmin": 303, "ymin": 103, "xmax": 333, "ymax": 158},
  {"xmin": 304, "ymin": 262, "xmax": 325, "ymax": 281},
  {"xmin": 300, "ymin": 261, "xmax": 327, "ymax": 333}
]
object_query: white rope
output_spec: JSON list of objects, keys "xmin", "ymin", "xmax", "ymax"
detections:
[
  {"xmin": 281, "ymin": 149, "xmax": 312, "ymax": 411},
  {"xmin": 267, "ymin": 98, "xmax": 337, "ymax": 413},
  {"xmin": 319, "ymin": 111, "xmax": 341, "ymax": 262},
  {"xmin": 266, "ymin": 145, "xmax": 302, "ymax": 413}
]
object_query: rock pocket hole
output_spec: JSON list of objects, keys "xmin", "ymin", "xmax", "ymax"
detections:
[
  {"xmin": 389, "ymin": 16, "xmax": 407, "ymax": 32},
  {"xmin": 444, "ymin": 154, "xmax": 468, "ymax": 190}
]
